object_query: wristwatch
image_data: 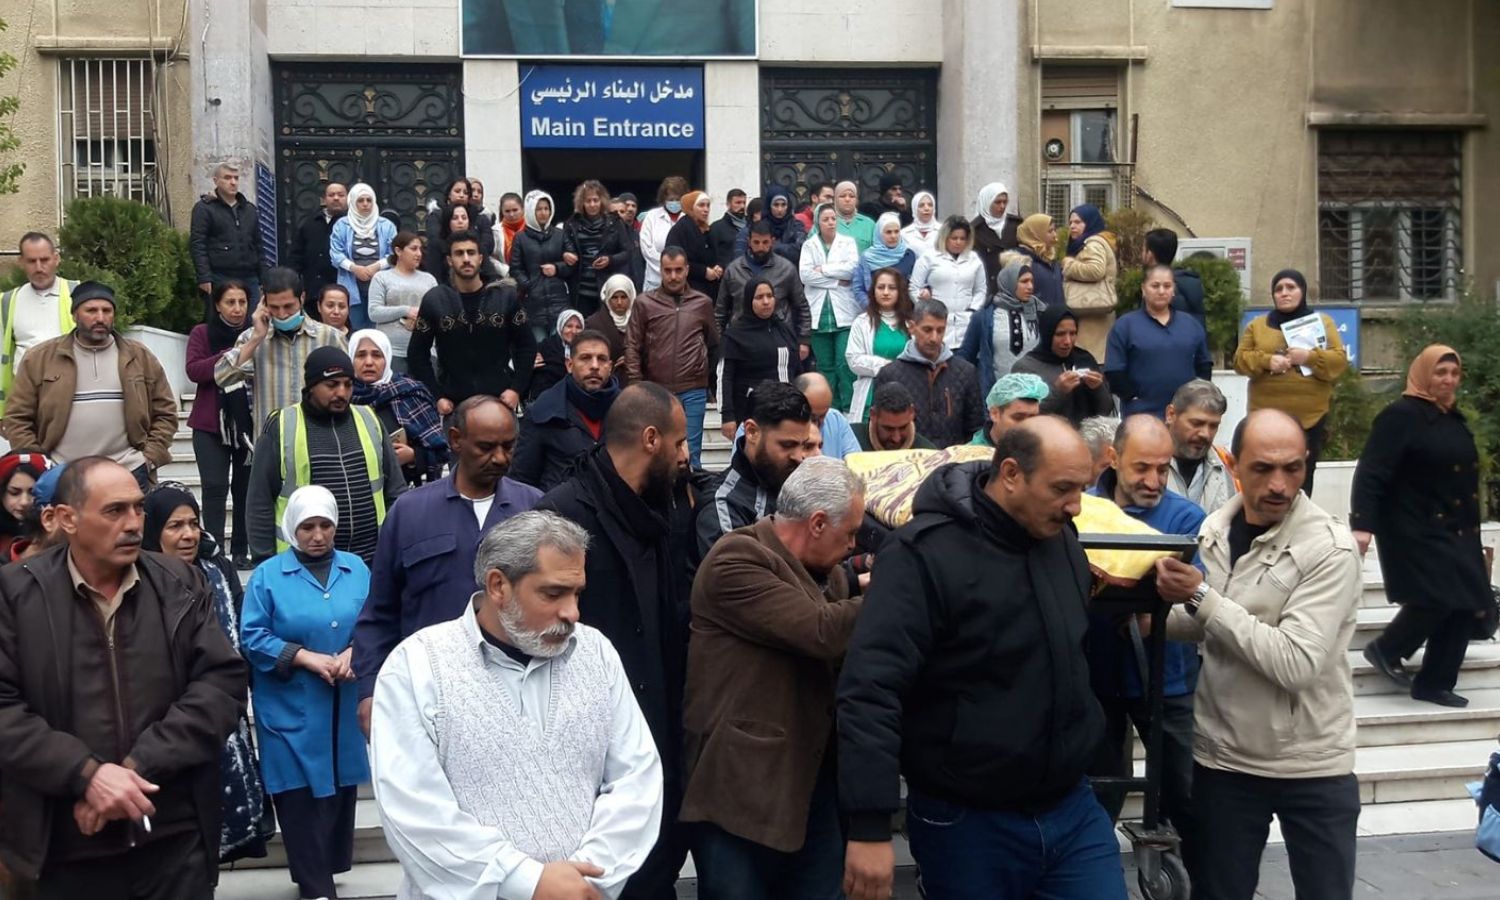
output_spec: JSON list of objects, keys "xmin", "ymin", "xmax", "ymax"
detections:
[{"xmin": 1185, "ymin": 582, "xmax": 1209, "ymax": 618}]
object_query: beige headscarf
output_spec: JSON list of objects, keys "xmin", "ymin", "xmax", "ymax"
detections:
[
  {"xmin": 1016, "ymin": 213, "xmax": 1055, "ymax": 260},
  {"xmin": 1403, "ymin": 343, "xmax": 1461, "ymax": 410}
]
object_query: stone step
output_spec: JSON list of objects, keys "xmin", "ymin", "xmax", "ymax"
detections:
[
  {"xmin": 1351, "ymin": 641, "xmax": 1500, "ymax": 696},
  {"xmin": 1354, "ymin": 687, "xmax": 1500, "ymax": 748}
]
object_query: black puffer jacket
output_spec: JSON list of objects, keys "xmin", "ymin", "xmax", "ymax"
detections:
[
  {"xmin": 509, "ymin": 225, "xmax": 577, "ymax": 332},
  {"xmin": 838, "ymin": 461, "xmax": 1105, "ymax": 836},
  {"xmin": 189, "ymin": 193, "xmax": 262, "ymax": 282}
]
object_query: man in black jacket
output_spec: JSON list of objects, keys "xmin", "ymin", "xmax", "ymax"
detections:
[
  {"xmin": 407, "ymin": 231, "xmax": 537, "ymax": 414},
  {"xmin": 708, "ymin": 188, "xmax": 748, "ymax": 269},
  {"xmin": 1145, "ymin": 228, "xmax": 1207, "ymax": 329},
  {"xmin": 838, "ymin": 417, "xmax": 1126, "ymax": 900},
  {"xmin": 0, "ymin": 457, "xmax": 247, "ymax": 898},
  {"xmin": 536, "ymin": 382, "xmax": 691, "ymax": 900},
  {"xmin": 511, "ymin": 329, "xmax": 622, "ymax": 491},
  {"xmin": 189, "ymin": 162, "xmax": 264, "ymax": 309},
  {"xmin": 286, "ymin": 181, "xmax": 347, "ymax": 314},
  {"xmin": 858, "ymin": 173, "xmax": 912, "ymax": 227}
]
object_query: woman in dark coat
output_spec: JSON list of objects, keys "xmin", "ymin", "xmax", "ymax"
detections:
[
  {"xmin": 664, "ymin": 190, "xmax": 723, "ymax": 298},
  {"xmin": 424, "ymin": 202, "xmax": 496, "ymax": 282},
  {"xmin": 143, "ymin": 483, "xmax": 275, "ymax": 863},
  {"xmin": 586, "ymin": 274, "xmax": 636, "ymax": 383},
  {"xmin": 527, "ymin": 309, "xmax": 585, "ymax": 402},
  {"xmin": 1012, "ymin": 305, "xmax": 1114, "ymax": 425},
  {"xmin": 1353, "ymin": 344, "xmax": 1491, "ymax": 707},
  {"xmin": 1012, "ymin": 213, "xmax": 1066, "ymax": 307},
  {"xmin": 510, "ymin": 189, "xmax": 578, "ymax": 339},
  {"xmin": 564, "ymin": 179, "xmax": 632, "ymax": 316},
  {"xmin": 717, "ymin": 278, "xmax": 803, "ymax": 438}
]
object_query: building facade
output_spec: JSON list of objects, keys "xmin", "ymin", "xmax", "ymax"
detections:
[{"xmin": 1, "ymin": 0, "xmax": 1494, "ymax": 368}]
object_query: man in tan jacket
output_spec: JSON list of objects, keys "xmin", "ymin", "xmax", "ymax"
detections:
[
  {"xmin": 1156, "ymin": 408, "xmax": 1361, "ymax": 900},
  {"xmin": 681, "ymin": 456, "xmax": 865, "ymax": 897},
  {"xmin": 1, "ymin": 282, "xmax": 177, "ymax": 489}
]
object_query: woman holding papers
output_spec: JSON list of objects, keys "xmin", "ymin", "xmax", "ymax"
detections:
[{"xmin": 1233, "ymin": 268, "xmax": 1348, "ymax": 494}]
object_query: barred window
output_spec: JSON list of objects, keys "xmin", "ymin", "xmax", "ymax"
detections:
[
  {"xmin": 1317, "ymin": 130, "xmax": 1462, "ymax": 303},
  {"xmin": 1040, "ymin": 65, "xmax": 1130, "ymax": 219},
  {"xmin": 57, "ymin": 58, "xmax": 159, "ymax": 214}
]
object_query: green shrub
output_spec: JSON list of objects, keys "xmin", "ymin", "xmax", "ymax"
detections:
[
  {"xmin": 0, "ymin": 260, "xmax": 130, "ymax": 322},
  {"xmin": 1322, "ymin": 370, "xmax": 1399, "ymax": 461},
  {"xmin": 1104, "ymin": 207, "xmax": 1154, "ymax": 272},
  {"xmin": 51, "ymin": 196, "xmax": 201, "ymax": 333}
]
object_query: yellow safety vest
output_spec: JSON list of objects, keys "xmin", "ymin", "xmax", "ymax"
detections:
[
  {"xmin": 0, "ymin": 279, "xmax": 77, "ymax": 416},
  {"xmin": 274, "ymin": 404, "xmax": 387, "ymax": 552}
]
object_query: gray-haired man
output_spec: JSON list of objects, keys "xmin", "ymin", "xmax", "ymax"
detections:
[
  {"xmin": 1165, "ymin": 379, "xmax": 1238, "ymax": 514},
  {"xmin": 188, "ymin": 162, "xmax": 264, "ymax": 309},
  {"xmin": 371, "ymin": 510, "xmax": 664, "ymax": 900}
]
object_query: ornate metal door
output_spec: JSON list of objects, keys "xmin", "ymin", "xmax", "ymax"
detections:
[
  {"xmin": 273, "ymin": 63, "xmax": 464, "ymax": 259},
  {"xmin": 761, "ymin": 69, "xmax": 937, "ymax": 206}
]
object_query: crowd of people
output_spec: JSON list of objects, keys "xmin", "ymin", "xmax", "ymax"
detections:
[{"xmin": 0, "ymin": 160, "xmax": 1489, "ymax": 900}]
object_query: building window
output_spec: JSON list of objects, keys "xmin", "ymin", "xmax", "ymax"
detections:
[
  {"xmin": 1040, "ymin": 65, "xmax": 1129, "ymax": 222},
  {"xmin": 1317, "ymin": 130, "xmax": 1462, "ymax": 303},
  {"xmin": 57, "ymin": 58, "xmax": 159, "ymax": 214}
]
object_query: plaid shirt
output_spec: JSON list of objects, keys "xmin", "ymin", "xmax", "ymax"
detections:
[{"xmin": 214, "ymin": 320, "xmax": 346, "ymax": 436}]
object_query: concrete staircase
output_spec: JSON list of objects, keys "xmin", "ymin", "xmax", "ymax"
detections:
[{"xmin": 155, "ymin": 397, "xmax": 1492, "ymax": 898}]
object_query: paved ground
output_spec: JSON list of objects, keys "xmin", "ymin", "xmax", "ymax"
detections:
[{"xmin": 667, "ymin": 832, "xmax": 1496, "ymax": 899}]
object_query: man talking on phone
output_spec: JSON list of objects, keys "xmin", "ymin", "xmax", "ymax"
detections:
[{"xmin": 1155, "ymin": 409, "xmax": 1361, "ymax": 899}]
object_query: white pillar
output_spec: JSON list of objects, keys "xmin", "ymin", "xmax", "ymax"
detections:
[
  {"xmin": 464, "ymin": 60, "xmax": 525, "ymax": 193},
  {"xmin": 938, "ymin": 0, "xmax": 1022, "ymax": 218},
  {"xmin": 190, "ymin": 0, "xmax": 273, "ymax": 194},
  {"xmin": 704, "ymin": 61, "xmax": 762, "ymax": 202}
]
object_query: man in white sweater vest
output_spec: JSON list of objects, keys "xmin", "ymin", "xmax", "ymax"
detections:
[{"xmin": 371, "ymin": 510, "xmax": 664, "ymax": 900}]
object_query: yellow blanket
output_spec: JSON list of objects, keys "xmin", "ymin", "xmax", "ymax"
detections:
[{"xmin": 849, "ymin": 449, "xmax": 1178, "ymax": 583}]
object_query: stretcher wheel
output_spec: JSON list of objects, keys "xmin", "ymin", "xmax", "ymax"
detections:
[{"xmin": 1137, "ymin": 851, "xmax": 1189, "ymax": 900}]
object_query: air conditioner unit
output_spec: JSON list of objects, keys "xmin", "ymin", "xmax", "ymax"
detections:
[{"xmin": 1176, "ymin": 237, "xmax": 1253, "ymax": 300}]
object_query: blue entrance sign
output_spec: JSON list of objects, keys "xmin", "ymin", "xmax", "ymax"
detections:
[
  {"xmin": 520, "ymin": 65, "xmax": 705, "ymax": 150},
  {"xmin": 1240, "ymin": 304, "xmax": 1361, "ymax": 370}
]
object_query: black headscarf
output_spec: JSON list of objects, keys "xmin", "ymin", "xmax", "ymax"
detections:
[
  {"xmin": 143, "ymin": 483, "xmax": 210, "ymax": 558},
  {"xmin": 1265, "ymin": 268, "xmax": 1311, "ymax": 328},
  {"xmin": 724, "ymin": 278, "xmax": 798, "ymax": 363},
  {"xmin": 1025, "ymin": 304, "xmax": 1086, "ymax": 367},
  {"xmin": 763, "ymin": 185, "xmax": 797, "ymax": 241}
]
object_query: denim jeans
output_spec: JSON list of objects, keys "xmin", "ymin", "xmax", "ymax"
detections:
[
  {"xmin": 906, "ymin": 779, "xmax": 1127, "ymax": 900},
  {"xmin": 676, "ymin": 388, "xmax": 707, "ymax": 469},
  {"xmin": 692, "ymin": 770, "xmax": 843, "ymax": 900},
  {"xmin": 347, "ymin": 299, "xmax": 374, "ymax": 331},
  {"xmin": 193, "ymin": 429, "xmax": 249, "ymax": 556}
]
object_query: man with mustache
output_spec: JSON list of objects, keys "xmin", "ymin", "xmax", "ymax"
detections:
[
  {"xmin": 2, "ymin": 282, "xmax": 177, "ymax": 490},
  {"xmin": 353, "ymin": 394, "xmax": 542, "ymax": 737},
  {"xmin": 538, "ymin": 382, "xmax": 693, "ymax": 899},
  {"xmin": 1084, "ymin": 414, "xmax": 1207, "ymax": 869},
  {"xmin": 512, "ymin": 329, "xmax": 622, "ymax": 492},
  {"xmin": 371, "ymin": 510, "xmax": 664, "ymax": 900},
  {"xmin": 0, "ymin": 456, "xmax": 247, "ymax": 899},
  {"xmin": 1165, "ymin": 379, "xmax": 1239, "ymax": 514},
  {"xmin": 246, "ymin": 346, "xmax": 406, "ymax": 567},
  {"xmin": 1154, "ymin": 409, "xmax": 1362, "ymax": 899}
]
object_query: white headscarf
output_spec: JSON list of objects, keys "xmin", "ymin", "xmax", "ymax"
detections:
[
  {"xmin": 910, "ymin": 190, "xmax": 938, "ymax": 227},
  {"xmin": 350, "ymin": 328, "xmax": 394, "ymax": 386},
  {"xmin": 555, "ymin": 309, "xmax": 585, "ymax": 359},
  {"xmin": 524, "ymin": 189, "xmax": 554, "ymax": 233},
  {"xmin": 346, "ymin": 183, "xmax": 381, "ymax": 240},
  {"xmin": 280, "ymin": 485, "xmax": 338, "ymax": 553},
  {"xmin": 599, "ymin": 274, "xmax": 636, "ymax": 330},
  {"xmin": 975, "ymin": 182, "xmax": 1010, "ymax": 236}
]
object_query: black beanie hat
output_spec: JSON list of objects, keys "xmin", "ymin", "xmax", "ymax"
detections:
[
  {"xmin": 878, "ymin": 173, "xmax": 903, "ymax": 193},
  {"xmin": 71, "ymin": 281, "xmax": 116, "ymax": 312},
  {"xmin": 303, "ymin": 346, "xmax": 355, "ymax": 388}
]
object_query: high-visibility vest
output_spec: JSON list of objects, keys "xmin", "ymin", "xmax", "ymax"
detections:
[
  {"xmin": 273, "ymin": 404, "xmax": 386, "ymax": 552},
  {"xmin": 0, "ymin": 279, "xmax": 77, "ymax": 416}
]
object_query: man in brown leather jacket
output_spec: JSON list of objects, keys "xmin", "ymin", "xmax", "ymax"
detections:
[
  {"xmin": 0, "ymin": 456, "xmax": 247, "ymax": 899},
  {"xmin": 624, "ymin": 247, "xmax": 718, "ymax": 468}
]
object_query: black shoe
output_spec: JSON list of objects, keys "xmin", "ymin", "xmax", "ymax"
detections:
[
  {"xmin": 1363, "ymin": 643, "xmax": 1413, "ymax": 689},
  {"xmin": 232, "ymin": 553, "xmax": 253, "ymax": 571},
  {"xmin": 1410, "ymin": 687, "xmax": 1469, "ymax": 708}
]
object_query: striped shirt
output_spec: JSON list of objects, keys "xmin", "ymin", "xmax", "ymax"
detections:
[
  {"xmin": 52, "ymin": 337, "xmax": 145, "ymax": 469},
  {"xmin": 215, "ymin": 320, "xmax": 346, "ymax": 436}
]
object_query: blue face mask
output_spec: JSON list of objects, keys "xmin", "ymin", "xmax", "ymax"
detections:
[
  {"xmin": 272, "ymin": 311, "xmax": 305, "ymax": 332},
  {"xmin": 665, "ymin": 200, "xmax": 682, "ymax": 215}
]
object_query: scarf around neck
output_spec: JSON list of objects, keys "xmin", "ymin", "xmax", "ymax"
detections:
[
  {"xmin": 864, "ymin": 212, "xmax": 910, "ymax": 269},
  {"xmin": 566, "ymin": 374, "xmax": 621, "ymax": 422}
]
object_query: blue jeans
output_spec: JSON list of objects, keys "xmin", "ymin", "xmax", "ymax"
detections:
[
  {"xmin": 692, "ymin": 770, "xmax": 843, "ymax": 900},
  {"xmin": 676, "ymin": 388, "xmax": 707, "ymax": 469},
  {"xmin": 347, "ymin": 300, "xmax": 373, "ymax": 331},
  {"xmin": 906, "ymin": 779, "xmax": 1127, "ymax": 900}
]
